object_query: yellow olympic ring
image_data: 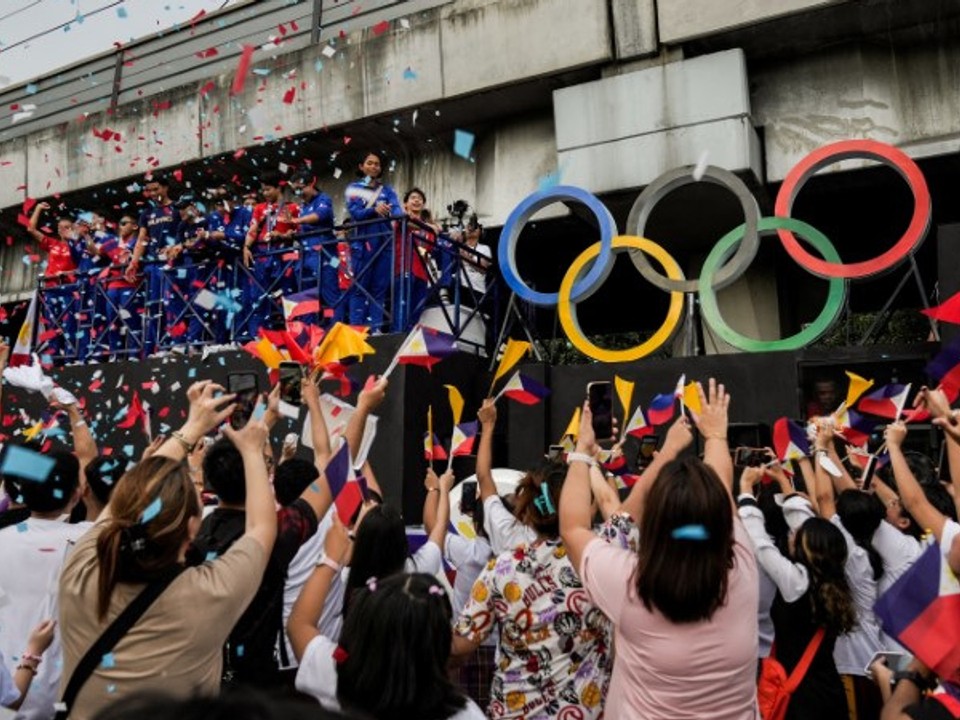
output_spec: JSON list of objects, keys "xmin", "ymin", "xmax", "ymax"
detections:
[{"xmin": 558, "ymin": 235, "xmax": 685, "ymax": 362}]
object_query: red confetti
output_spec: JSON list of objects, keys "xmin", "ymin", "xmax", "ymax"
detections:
[
  {"xmin": 173, "ymin": 169, "xmax": 183, "ymax": 182},
  {"xmin": 291, "ymin": 20, "xmax": 299, "ymax": 31},
  {"xmin": 196, "ymin": 48, "xmax": 219, "ymax": 59},
  {"xmin": 200, "ymin": 81, "xmax": 216, "ymax": 97},
  {"xmin": 372, "ymin": 20, "xmax": 390, "ymax": 36},
  {"xmin": 282, "ymin": 87, "xmax": 296, "ymax": 104},
  {"xmin": 231, "ymin": 45, "xmax": 255, "ymax": 96}
]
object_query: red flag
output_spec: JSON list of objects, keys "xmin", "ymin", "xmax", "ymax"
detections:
[{"xmin": 921, "ymin": 291, "xmax": 960, "ymax": 324}]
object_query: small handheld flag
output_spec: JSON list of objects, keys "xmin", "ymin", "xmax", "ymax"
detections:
[
  {"xmin": 623, "ymin": 404, "xmax": 653, "ymax": 438},
  {"xmin": 489, "ymin": 339, "xmax": 531, "ymax": 395},
  {"xmin": 646, "ymin": 393, "xmax": 675, "ymax": 426},
  {"xmin": 444, "ymin": 385, "xmax": 464, "ymax": 425},
  {"xmin": 772, "ymin": 417, "xmax": 810, "ymax": 461},
  {"xmin": 858, "ymin": 383, "xmax": 911, "ymax": 419},
  {"xmin": 614, "ymin": 375, "xmax": 634, "ymax": 421},
  {"xmin": 844, "ymin": 371, "xmax": 875, "ymax": 407},
  {"xmin": 383, "ymin": 324, "xmax": 457, "ymax": 378},
  {"xmin": 495, "ymin": 371, "xmax": 550, "ymax": 405}
]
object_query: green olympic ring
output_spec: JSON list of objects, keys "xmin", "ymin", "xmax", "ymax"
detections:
[{"xmin": 698, "ymin": 216, "xmax": 847, "ymax": 352}]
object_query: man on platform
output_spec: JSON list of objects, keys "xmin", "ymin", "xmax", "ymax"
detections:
[{"xmin": 289, "ymin": 171, "xmax": 339, "ymax": 325}]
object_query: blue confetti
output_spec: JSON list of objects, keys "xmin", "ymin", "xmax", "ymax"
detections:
[
  {"xmin": 671, "ymin": 524, "xmax": 710, "ymax": 541},
  {"xmin": 402, "ymin": 67, "xmax": 417, "ymax": 80},
  {"xmin": 123, "ymin": 444, "xmax": 135, "ymax": 457},
  {"xmin": 1, "ymin": 446, "xmax": 56, "ymax": 483},
  {"xmin": 116, "ymin": 6, "xmax": 127, "ymax": 18},
  {"xmin": 205, "ymin": 551, "xmax": 219, "ymax": 562},
  {"xmin": 236, "ymin": 645, "xmax": 244, "ymax": 657},
  {"xmin": 453, "ymin": 130, "xmax": 474, "ymax": 160},
  {"xmin": 101, "ymin": 653, "xmax": 115, "ymax": 669},
  {"xmin": 140, "ymin": 497, "xmax": 163, "ymax": 524},
  {"xmin": 25, "ymin": 83, "xmax": 38, "ymax": 95},
  {"xmin": 16, "ymin": 522, "xmax": 28, "ymax": 533}
]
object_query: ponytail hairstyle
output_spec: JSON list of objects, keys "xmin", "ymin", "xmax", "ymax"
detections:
[
  {"xmin": 512, "ymin": 461, "xmax": 566, "ymax": 538},
  {"xmin": 96, "ymin": 457, "xmax": 200, "ymax": 620},
  {"xmin": 835, "ymin": 489, "xmax": 885, "ymax": 582},
  {"xmin": 794, "ymin": 517, "xmax": 857, "ymax": 635}
]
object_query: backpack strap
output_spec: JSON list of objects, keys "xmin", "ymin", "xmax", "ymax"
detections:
[
  {"xmin": 55, "ymin": 565, "xmax": 186, "ymax": 719},
  {"xmin": 784, "ymin": 628, "xmax": 826, "ymax": 694}
]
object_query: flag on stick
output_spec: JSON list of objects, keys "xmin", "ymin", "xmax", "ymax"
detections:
[
  {"xmin": 772, "ymin": 417, "xmax": 810, "ymax": 461},
  {"xmin": 858, "ymin": 383, "xmax": 911, "ymax": 419},
  {"xmin": 614, "ymin": 375, "xmax": 634, "ymax": 420},
  {"xmin": 845, "ymin": 371, "xmax": 875, "ymax": 407},
  {"xmin": 383, "ymin": 324, "xmax": 456, "ymax": 378},
  {"xmin": 9, "ymin": 292, "xmax": 37, "ymax": 368},
  {"xmin": 646, "ymin": 393, "xmax": 675, "ymax": 426},
  {"xmin": 444, "ymin": 385, "xmax": 464, "ymax": 426},
  {"xmin": 489, "ymin": 339, "xmax": 531, "ymax": 394},
  {"xmin": 874, "ymin": 542, "xmax": 960, "ymax": 692},
  {"xmin": 623, "ymin": 404, "xmax": 653, "ymax": 438},
  {"xmin": 495, "ymin": 371, "xmax": 550, "ymax": 405}
]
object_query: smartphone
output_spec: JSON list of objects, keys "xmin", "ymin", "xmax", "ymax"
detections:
[
  {"xmin": 279, "ymin": 361, "xmax": 304, "ymax": 406},
  {"xmin": 860, "ymin": 454, "xmax": 879, "ymax": 491},
  {"xmin": 547, "ymin": 444, "xmax": 564, "ymax": 461},
  {"xmin": 460, "ymin": 480, "xmax": 478, "ymax": 515},
  {"xmin": 865, "ymin": 651, "xmax": 908, "ymax": 676},
  {"xmin": 734, "ymin": 447, "xmax": 767, "ymax": 467},
  {"xmin": 227, "ymin": 372, "xmax": 259, "ymax": 430},
  {"xmin": 587, "ymin": 381, "xmax": 613, "ymax": 441}
]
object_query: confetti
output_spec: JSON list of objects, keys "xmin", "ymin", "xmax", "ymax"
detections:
[
  {"xmin": 693, "ymin": 151, "xmax": 710, "ymax": 182},
  {"xmin": 230, "ymin": 45, "xmax": 255, "ymax": 96},
  {"xmin": 140, "ymin": 497, "xmax": 162, "ymax": 523},
  {"xmin": 101, "ymin": 653, "xmax": 115, "ymax": 669},
  {"xmin": 0, "ymin": 446, "xmax": 55, "ymax": 483},
  {"xmin": 321, "ymin": 45, "xmax": 336, "ymax": 58},
  {"xmin": 453, "ymin": 130, "xmax": 474, "ymax": 160}
]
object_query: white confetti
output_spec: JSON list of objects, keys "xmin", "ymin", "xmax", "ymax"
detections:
[{"xmin": 692, "ymin": 151, "xmax": 709, "ymax": 182}]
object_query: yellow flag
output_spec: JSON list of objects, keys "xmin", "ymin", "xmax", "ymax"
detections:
[
  {"xmin": 845, "ymin": 371, "xmax": 875, "ymax": 407},
  {"xmin": 682, "ymin": 382, "xmax": 703, "ymax": 415},
  {"xmin": 444, "ymin": 385, "xmax": 465, "ymax": 426},
  {"xmin": 614, "ymin": 375, "xmax": 634, "ymax": 417},
  {"xmin": 254, "ymin": 336, "xmax": 285, "ymax": 369},
  {"xmin": 314, "ymin": 322, "xmax": 375, "ymax": 368},
  {"xmin": 493, "ymin": 339, "xmax": 531, "ymax": 384},
  {"xmin": 561, "ymin": 407, "xmax": 581, "ymax": 440}
]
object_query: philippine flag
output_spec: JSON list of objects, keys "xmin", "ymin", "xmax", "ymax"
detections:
[
  {"xmin": 450, "ymin": 421, "xmax": 479, "ymax": 457},
  {"xmin": 927, "ymin": 337, "xmax": 960, "ymax": 403},
  {"xmin": 623, "ymin": 405, "xmax": 653, "ymax": 438},
  {"xmin": 772, "ymin": 417, "xmax": 810, "ymax": 461},
  {"xmin": 646, "ymin": 393, "xmax": 675, "ymax": 426},
  {"xmin": 858, "ymin": 383, "xmax": 910, "ymax": 419},
  {"xmin": 835, "ymin": 407, "xmax": 874, "ymax": 447},
  {"xmin": 500, "ymin": 371, "xmax": 550, "ymax": 405},
  {"xmin": 874, "ymin": 542, "xmax": 960, "ymax": 692}
]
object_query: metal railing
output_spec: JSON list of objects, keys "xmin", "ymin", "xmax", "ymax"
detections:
[{"xmin": 32, "ymin": 215, "xmax": 499, "ymax": 363}]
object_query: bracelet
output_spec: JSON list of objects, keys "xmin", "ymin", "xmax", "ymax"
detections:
[
  {"xmin": 20, "ymin": 652, "xmax": 42, "ymax": 663},
  {"xmin": 566, "ymin": 452, "xmax": 597, "ymax": 468},
  {"xmin": 170, "ymin": 430, "xmax": 197, "ymax": 453},
  {"xmin": 703, "ymin": 434, "xmax": 726, "ymax": 441},
  {"xmin": 15, "ymin": 663, "xmax": 37, "ymax": 676},
  {"xmin": 316, "ymin": 553, "xmax": 341, "ymax": 573},
  {"xmin": 72, "ymin": 420, "xmax": 87, "ymax": 428},
  {"xmin": 425, "ymin": 487, "xmax": 439, "ymax": 493}
]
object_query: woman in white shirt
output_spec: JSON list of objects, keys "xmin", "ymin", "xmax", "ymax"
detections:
[{"xmin": 289, "ymin": 519, "xmax": 484, "ymax": 719}]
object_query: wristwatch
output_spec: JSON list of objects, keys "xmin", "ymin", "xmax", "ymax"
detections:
[{"xmin": 891, "ymin": 669, "xmax": 933, "ymax": 692}]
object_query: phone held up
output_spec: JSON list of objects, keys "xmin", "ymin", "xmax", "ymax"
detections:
[
  {"xmin": 227, "ymin": 372, "xmax": 259, "ymax": 430},
  {"xmin": 586, "ymin": 381, "xmax": 614, "ymax": 442},
  {"xmin": 279, "ymin": 361, "xmax": 304, "ymax": 406}
]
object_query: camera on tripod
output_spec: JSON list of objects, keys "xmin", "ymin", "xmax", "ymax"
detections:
[{"xmin": 446, "ymin": 199, "xmax": 470, "ymax": 226}]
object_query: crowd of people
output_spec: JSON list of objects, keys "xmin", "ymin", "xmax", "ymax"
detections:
[
  {"xmin": 24, "ymin": 152, "xmax": 493, "ymax": 363},
  {"xmin": 1, "ymin": 353, "xmax": 959, "ymax": 720}
]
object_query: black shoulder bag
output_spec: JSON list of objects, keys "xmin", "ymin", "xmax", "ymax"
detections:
[{"xmin": 55, "ymin": 566, "xmax": 186, "ymax": 719}]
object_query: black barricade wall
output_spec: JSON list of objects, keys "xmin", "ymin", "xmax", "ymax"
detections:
[
  {"xmin": 939, "ymin": 223, "xmax": 960, "ymax": 345},
  {"xmin": 0, "ymin": 341, "xmax": 936, "ymax": 523}
]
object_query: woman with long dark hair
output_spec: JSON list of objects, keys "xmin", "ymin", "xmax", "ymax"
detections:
[
  {"xmin": 289, "ymin": 518, "xmax": 483, "ymax": 719},
  {"xmin": 561, "ymin": 379, "xmax": 760, "ymax": 719},
  {"xmin": 58, "ymin": 381, "xmax": 277, "ymax": 720}
]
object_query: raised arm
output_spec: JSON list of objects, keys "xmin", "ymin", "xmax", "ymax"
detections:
[
  {"xmin": 26, "ymin": 202, "xmax": 48, "ymax": 242},
  {"xmin": 344, "ymin": 376, "xmax": 386, "ymax": 464},
  {"xmin": 154, "ymin": 380, "xmax": 235, "ymax": 462},
  {"xmin": 560, "ymin": 401, "xmax": 601, "ymax": 574},
  {"xmin": 221, "ymin": 417, "xmax": 276, "ymax": 553},
  {"xmin": 590, "ymin": 465, "xmax": 621, "ymax": 521},
  {"xmin": 619, "ymin": 417, "xmax": 692, "ymax": 521},
  {"xmin": 288, "ymin": 514, "xmax": 352, "ymax": 661},
  {"xmin": 426, "ymin": 469, "xmax": 454, "ymax": 550},
  {"xmin": 694, "ymin": 379, "xmax": 733, "ymax": 497},
  {"xmin": 919, "ymin": 386, "xmax": 960, "ymax": 517},
  {"xmin": 422, "ymin": 467, "xmax": 441, "ymax": 533},
  {"xmin": 885, "ymin": 421, "xmax": 947, "ymax": 541},
  {"xmin": 64, "ymin": 400, "xmax": 97, "ymax": 475},
  {"xmin": 476, "ymin": 398, "xmax": 497, "ymax": 501},
  {"xmin": 302, "ymin": 378, "xmax": 332, "ymax": 471}
]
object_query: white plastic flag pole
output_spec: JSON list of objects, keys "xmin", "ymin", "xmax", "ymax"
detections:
[{"xmin": 380, "ymin": 326, "xmax": 416, "ymax": 381}]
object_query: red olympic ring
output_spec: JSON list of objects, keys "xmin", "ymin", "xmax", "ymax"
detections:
[{"xmin": 775, "ymin": 139, "xmax": 931, "ymax": 279}]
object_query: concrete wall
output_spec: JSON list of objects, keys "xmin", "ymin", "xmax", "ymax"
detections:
[
  {"xmin": 657, "ymin": 0, "xmax": 851, "ymax": 43},
  {"xmin": 753, "ymin": 39, "xmax": 960, "ymax": 181},
  {"xmin": 554, "ymin": 50, "xmax": 763, "ymax": 193}
]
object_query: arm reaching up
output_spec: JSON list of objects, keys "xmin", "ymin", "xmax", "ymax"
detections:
[
  {"xmin": 344, "ymin": 376, "xmax": 386, "ymax": 462},
  {"xmin": 885, "ymin": 421, "xmax": 947, "ymax": 542},
  {"xmin": 476, "ymin": 398, "xmax": 497, "ymax": 501},
  {"xmin": 221, "ymin": 418, "xmax": 276, "ymax": 553},
  {"xmin": 694, "ymin": 379, "xmax": 733, "ymax": 497},
  {"xmin": 302, "ymin": 378, "xmax": 331, "ymax": 471},
  {"xmin": 155, "ymin": 380, "xmax": 235, "ymax": 461}
]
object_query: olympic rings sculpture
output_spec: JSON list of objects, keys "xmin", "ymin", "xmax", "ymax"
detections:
[{"xmin": 498, "ymin": 139, "xmax": 932, "ymax": 362}]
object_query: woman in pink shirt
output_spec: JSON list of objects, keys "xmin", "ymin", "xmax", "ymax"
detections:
[{"xmin": 560, "ymin": 379, "xmax": 760, "ymax": 720}]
